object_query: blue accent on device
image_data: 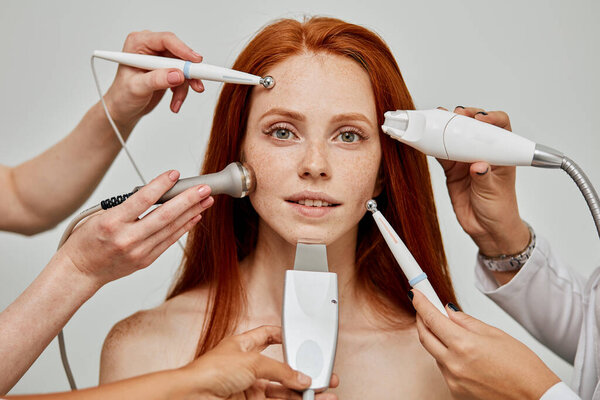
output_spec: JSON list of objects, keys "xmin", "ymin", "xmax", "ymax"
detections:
[
  {"xmin": 183, "ymin": 61, "xmax": 191, "ymax": 79},
  {"xmin": 409, "ymin": 272, "xmax": 427, "ymax": 287}
]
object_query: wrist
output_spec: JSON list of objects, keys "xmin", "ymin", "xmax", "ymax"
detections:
[
  {"xmin": 100, "ymin": 92, "xmax": 138, "ymax": 136},
  {"xmin": 474, "ymin": 219, "xmax": 530, "ymax": 257},
  {"xmin": 52, "ymin": 249, "xmax": 104, "ymax": 296},
  {"xmin": 169, "ymin": 365, "xmax": 214, "ymax": 400}
]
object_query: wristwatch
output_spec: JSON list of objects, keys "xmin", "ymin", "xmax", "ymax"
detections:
[{"xmin": 478, "ymin": 222, "xmax": 536, "ymax": 272}]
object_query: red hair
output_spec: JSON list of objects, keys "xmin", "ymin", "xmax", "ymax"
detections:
[{"xmin": 168, "ymin": 16, "xmax": 456, "ymax": 356}]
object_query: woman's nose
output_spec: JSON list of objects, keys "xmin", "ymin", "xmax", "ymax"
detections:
[{"xmin": 298, "ymin": 141, "xmax": 331, "ymax": 180}]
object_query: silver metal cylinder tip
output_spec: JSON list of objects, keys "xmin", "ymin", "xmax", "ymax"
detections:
[
  {"xmin": 366, "ymin": 199, "xmax": 378, "ymax": 213},
  {"xmin": 259, "ymin": 76, "xmax": 275, "ymax": 89}
]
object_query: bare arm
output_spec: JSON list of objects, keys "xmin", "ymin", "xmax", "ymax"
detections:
[
  {"xmin": 0, "ymin": 171, "xmax": 214, "ymax": 395},
  {"xmin": 0, "ymin": 31, "xmax": 204, "ymax": 235},
  {"xmin": 6, "ymin": 327, "xmax": 327, "ymax": 400}
]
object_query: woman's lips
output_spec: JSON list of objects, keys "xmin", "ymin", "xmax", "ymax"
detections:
[{"xmin": 286, "ymin": 201, "xmax": 338, "ymax": 218}]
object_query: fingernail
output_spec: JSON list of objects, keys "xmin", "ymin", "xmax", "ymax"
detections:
[
  {"xmin": 447, "ymin": 303, "xmax": 461, "ymax": 312},
  {"xmin": 200, "ymin": 196, "xmax": 214, "ymax": 208},
  {"xmin": 192, "ymin": 51, "xmax": 203, "ymax": 60},
  {"xmin": 167, "ymin": 71, "xmax": 182, "ymax": 85},
  {"xmin": 476, "ymin": 167, "xmax": 489, "ymax": 176},
  {"xmin": 475, "ymin": 111, "xmax": 488, "ymax": 116},
  {"xmin": 198, "ymin": 186, "xmax": 210, "ymax": 196},
  {"xmin": 169, "ymin": 170, "xmax": 180, "ymax": 181},
  {"xmin": 173, "ymin": 100, "xmax": 182, "ymax": 113},
  {"xmin": 455, "ymin": 106, "xmax": 465, "ymax": 109},
  {"xmin": 298, "ymin": 372, "xmax": 311, "ymax": 385},
  {"xmin": 407, "ymin": 290, "xmax": 414, "ymax": 302}
]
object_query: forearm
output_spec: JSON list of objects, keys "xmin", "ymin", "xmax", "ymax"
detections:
[
  {"xmin": 3, "ymin": 100, "xmax": 133, "ymax": 235},
  {"xmin": 4, "ymin": 369, "xmax": 201, "ymax": 400},
  {"xmin": 0, "ymin": 252, "xmax": 100, "ymax": 394}
]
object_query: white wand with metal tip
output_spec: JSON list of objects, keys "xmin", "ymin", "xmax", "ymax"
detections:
[
  {"xmin": 366, "ymin": 199, "xmax": 448, "ymax": 316},
  {"xmin": 93, "ymin": 50, "xmax": 275, "ymax": 88}
]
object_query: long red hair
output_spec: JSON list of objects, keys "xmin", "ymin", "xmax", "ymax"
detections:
[{"xmin": 168, "ymin": 16, "xmax": 456, "ymax": 356}]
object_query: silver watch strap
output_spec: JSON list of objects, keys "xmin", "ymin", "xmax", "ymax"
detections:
[{"xmin": 478, "ymin": 223, "xmax": 536, "ymax": 272}]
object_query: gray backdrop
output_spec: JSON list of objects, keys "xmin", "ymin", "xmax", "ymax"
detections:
[{"xmin": 1, "ymin": 0, "xmax": 598, "ymax": 394}]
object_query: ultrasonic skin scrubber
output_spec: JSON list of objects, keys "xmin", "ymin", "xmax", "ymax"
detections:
[
  {"xmin": 93, "ymin": 50, "xmax": 275, "ymax": 88},
  {"xmin": 283, "ymin": 242, "xmax": 339, "ymax": 400}
]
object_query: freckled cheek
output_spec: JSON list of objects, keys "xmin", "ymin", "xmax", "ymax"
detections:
[
  {"xmin": 335, "ymin": 152, "xmax": 381, "ymax": 206},
  {"xmin": 244, "ymin": 143, "xmax": 292, "ymax": 209}
]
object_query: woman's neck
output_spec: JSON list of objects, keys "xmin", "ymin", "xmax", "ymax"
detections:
[{"xmin": 240, "ymin": 220, "xmax": 366, "ymax": 327}]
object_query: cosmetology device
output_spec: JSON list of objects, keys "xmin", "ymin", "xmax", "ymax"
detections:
[
  {"xmin": 366, "ymin": 200, "xmax": 447, "ymax": 316},
  {"xmin": 57, "ymin": 162, "xmax": 255, "ymax": 389},
  {"xmin": 282, "ymin": 242, "xmax": 338, "ymax": 400},
  {"xmin": 93, "ymin": 50, "xmax": 276, "ymax": 88},
  {"xmin": 382, "ymin": 109, "xmax": 600, "ymax": 238}
]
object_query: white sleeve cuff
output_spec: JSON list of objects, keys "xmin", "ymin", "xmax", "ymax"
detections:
[{"xmin": 539, "ymin": 382, "xmax": 581, "ymax": 400}]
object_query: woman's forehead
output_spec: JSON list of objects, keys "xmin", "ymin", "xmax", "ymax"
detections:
[{"xmin": 248, "ymin": 53, "xmax": 377, "ymax": 124}]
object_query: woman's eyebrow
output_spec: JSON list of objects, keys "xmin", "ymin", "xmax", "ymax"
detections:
[
  {"xmin": 260, "ymin": 108, "xmax": 305, "ymax": 121},
  {"xmin": 330, "ymin": 112, "xmax": 373, "ymax": 125},
  {"xmin": 259, "ymin": 109, "xmax": 374, "ymax": 126}
]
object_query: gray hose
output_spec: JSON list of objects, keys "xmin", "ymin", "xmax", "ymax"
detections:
[{"xmin": 561, "ymin": 156, "xmax": 600, "ymax": 239}]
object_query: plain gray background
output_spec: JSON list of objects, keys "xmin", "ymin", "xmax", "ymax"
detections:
[{"xmin": 1, "ymin": 0, "xmax": 598, "ymax": 394}]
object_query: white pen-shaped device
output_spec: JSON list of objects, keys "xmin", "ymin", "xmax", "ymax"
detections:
[
  {"xmin": 93, "ymin": 50, "xmax": 275, "ymax": 88},
  {"xmin": 366, "ymin": 200, "xmax": 448, "ymax": 316}
]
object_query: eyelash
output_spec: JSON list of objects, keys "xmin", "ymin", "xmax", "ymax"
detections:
[{"xmin": 263, "ymin": 123, "xmax": 368, "ymax": 143}]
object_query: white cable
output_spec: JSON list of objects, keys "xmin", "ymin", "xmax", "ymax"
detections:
[{"xmin": 90, "ymin": 56, "xmax": 147, "ymax": 184}]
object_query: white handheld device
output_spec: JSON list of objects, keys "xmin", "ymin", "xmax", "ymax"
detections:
[
  {"xmin": 93, "ymin": 50, "xmax": 275, "ymax": 88},
  {"xmin": 382, "ymin": 109, "xmax": 562, "ymax": 167},
  {"xmin": 366, "ymin": 200, "xmax": 448, "ymax": 316},
  {"xmin": 282, "ymin": 242, "xmax": 338, "ymax": 398},
  {"xmin": 381, "ymin": 108, "xmax": 600, "ymax": 239}
]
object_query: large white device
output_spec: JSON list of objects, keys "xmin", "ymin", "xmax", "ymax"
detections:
[
  {"xmin": 282, "ymin": 242, "xmax": 338, "ymax": 400},
  {"xmin": 382, "ymin": 109, "xmax": 600, "ymax": 238}
]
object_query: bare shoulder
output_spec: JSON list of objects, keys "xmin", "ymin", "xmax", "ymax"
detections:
[{"xmin": 99, "ymin": 287, "xmax": 210, "ymax": 384}]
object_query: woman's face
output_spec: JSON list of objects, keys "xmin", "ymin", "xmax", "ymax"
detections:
[{"xmin": 243, "ymin": 52, "xmax": 381, "ymax": 245}]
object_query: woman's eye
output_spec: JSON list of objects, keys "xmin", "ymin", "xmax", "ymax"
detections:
[
  {"xmin": 338, "ymin": 131, "xmax": 360, "ymax": 143},
  {"xmin": 271, "ymin": 128, "xmax": 294, "ymax": 140}
]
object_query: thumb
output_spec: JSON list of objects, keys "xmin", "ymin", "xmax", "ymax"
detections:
[
  {"xmin": 469, "ymin": 162, "xmax": 494, "ymax": 192},
  {"xmin": 446, "ymin": 304, "xmax": 489, "ymax": 335},
  {"xmin": 129, "ymin": 68, "xmax": 185, "ymax": 97}
]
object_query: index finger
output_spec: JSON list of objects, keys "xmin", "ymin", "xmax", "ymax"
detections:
[
  {"xmin": 411, "ymin": 289, "xmax": 465, "ymax": 347},
  {"xmin": 235, "ymin": 325, "xmax": 282, "ymax": 353},
  {"xmin": 124, "ymin": 30, "xmax": 202, "ymax": 62},
  {"xmin": 116, "ymin": 170, "xmax": 179, "ymax": 221}
]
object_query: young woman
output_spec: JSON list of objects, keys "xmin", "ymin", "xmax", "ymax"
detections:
[{"xmin": 100, "ymin": 17, "xmax": 458, "ymax": 398}]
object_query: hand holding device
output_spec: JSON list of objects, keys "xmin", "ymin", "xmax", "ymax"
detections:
[
  {"xmin": 434, "ymin": 107, "xmax": 530, "ymax": 257},
  {"xmin": 410, "ymin": 289, "xmax": 561, "ymax": 400},
  {"xmin": 100, "ymin": 31, "xmax": 205, "ymax": 129},
  {"xmin": 382, "ymin": 107, "xmax": 600, "ymax": 241},
  {"xmin": 183, "ymin": 325, "xmax": 340, "ymax": 399},
  {"xmin": 59, "ymin": 169, "xmax": 213, "ymax": 288}
]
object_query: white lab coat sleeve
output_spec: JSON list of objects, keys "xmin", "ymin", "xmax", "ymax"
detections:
[
  {"xmin": 539, "ymin": 382, "xmax": 581, "ymax": 400},
  {"xmin": 475, "ymin": 235, "xmax": 586, "ymax": 363}
]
